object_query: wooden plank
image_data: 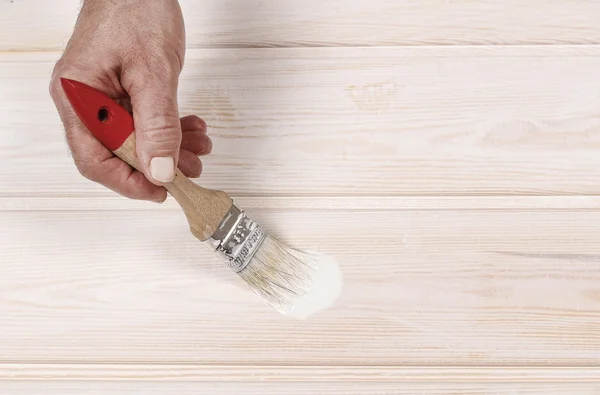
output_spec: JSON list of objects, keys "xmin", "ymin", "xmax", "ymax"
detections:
[
  {"xmin": 1, "ymin": 208, "xmax": 600, "ymax": 365},
  {"xmin": 3, "ymin": 196, "xmax": 600, "ymax": 212},
  {"xmin": 1, "ymin": 0, "xmax": 600, "ymax": 51},
  {"xmin": 2, "ymin": 47, "xmax": 600, "ymax": 198},
  {"xmin": 2, "ymin": 379, "xmax": 600, "ymax": 395},
  {"xmin": 2, "ymin": 365, "xmax": 600, "ymax": 382}
]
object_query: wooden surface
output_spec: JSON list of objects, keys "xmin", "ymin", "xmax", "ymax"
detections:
[
  {"xmin": 1, "ymin": 0, "xmax": 600, "ymax": 50},
  {"xmin": 3, "ymin": 207, "xmax": 600, "ymax": 364},
  {"xmin": 3, "ymin": 47, "xmax": 600, "ymax": 197},
  {"xmin": 3, "ymin": 380, "xmax": 600, "ymax": 395},
  {"xmin": 2, "ymin": 0, "xmax": 600, "ymax": 393}
]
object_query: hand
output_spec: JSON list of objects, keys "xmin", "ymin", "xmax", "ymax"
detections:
[{"xmin": 49, "ymin": 0, "xmax": 211, "ymax": 203}]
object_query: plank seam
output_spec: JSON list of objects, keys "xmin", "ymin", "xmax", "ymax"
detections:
[
  {"xmin": 2, "ymin": 364, "xmax": 600, "ymax": 382},
  {"xmin": 3, "ymin": 43, "xmax": 600, "ymax": 54},
  {"xmin": 2, "ymin": 196, "xmax": 600, "ymax": 212}
]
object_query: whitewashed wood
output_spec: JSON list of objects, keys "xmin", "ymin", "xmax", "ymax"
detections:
[
  {"xmin": 3, "ymin": 0, "xmax": 600, "ymax": 388},
  {"xmin": 3, "ymin": 365, "xmax": 600, "ymax": 382},
  {"xmin": 1, "ymin": 0, "xmax": 600, "ymax": 51},
  {"xmin": 3, "ymin": 379, "xmax": 600, "ymax": 395},
  {"xmin": 3, "ymin": 196, "xmax": 600, "ymax": 212},
  {"xmin": 1, "ymin": 208, "xmax": 600, "ymax": 364},
  {"xmin": 2, "ymin": 47, "xmax": 600, "ymax": 198}
]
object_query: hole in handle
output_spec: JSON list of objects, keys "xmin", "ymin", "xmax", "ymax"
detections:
[{"xmin": 98, "ymin": 107, "xmax": 109, "ymax": 123}]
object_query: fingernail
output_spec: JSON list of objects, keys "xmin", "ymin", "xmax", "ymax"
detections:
[
  {"xmin": 152, "ymin": 193, "xmax": 168, "ymax": 203},
  {"xmin": 150, "ymin": 157, "xmax": 175, "ymax": 182}
]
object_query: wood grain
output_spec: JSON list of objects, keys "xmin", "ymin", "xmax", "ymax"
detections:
[
  {"xmin": 1, "ymin": 0, "xmax": 600, "ymax": 51},
  {"xmin": 3, "ymin": 196, "xmax": 600, "ymax": 212},
  {"xmin": 2, "ymin": 47, "xmax": 600, "ymax": 198},
  {"xmin": 3, "ymin": 379, "xmax": 600, "ymax": 394},
  {"xmin": 3, "ymin": 0, "xmax": 600, "ymax": 387},
  {"xmin": 2, "ymin": 365, "xmax": 600, "ymax": 382},
  {"xmin": 1, "ymin": 208, "xmax": 600, "ymax": 365}
]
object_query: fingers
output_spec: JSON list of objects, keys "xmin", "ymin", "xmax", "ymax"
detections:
[
  {"xmin": 178, "ymin": 115, "xmax": 211, "ymax": 178},
  {"xmin": 181, "ymin": 114, "xmax": 206, "ymax": 132},
  {"xmin": 67, "ymin": 118, "xmax": 167, "ymax": 203},
  {"xmin": 177, "ymin": 149, "xmax": 203, "ymax": 178},
  {"xmin": 79, "ymin": 155, "xmax": 168, "ymax": 202},
  {"xmin": 49, "ymin": 66, "xmax": 167, "ymax": 203},
  {"xmin": 182, "ymin": 129, "xmax": 212, "ymax": 156},
  {"xmin": 114, "ymin": 98, "xmax": 212, "ymax": 157},
  {"xmin": 127, "ymin": 63, "xmax": 182, "ymax": 185}
]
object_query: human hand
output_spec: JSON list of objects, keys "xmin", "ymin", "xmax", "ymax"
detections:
[{"xmin": 49, "ymin": 0, "xmax": 210, "ymax": 203}]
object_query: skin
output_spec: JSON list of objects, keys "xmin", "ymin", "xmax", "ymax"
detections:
[{"xmin": 49, "ymin": 0, "xmax": 210, "ymax": 203}]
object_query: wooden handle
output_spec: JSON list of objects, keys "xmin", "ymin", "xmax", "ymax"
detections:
[{"xmin": 115, "ymin": 133, "xmax": 232, "ymax": 241}]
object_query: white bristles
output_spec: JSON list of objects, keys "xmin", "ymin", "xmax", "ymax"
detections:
[
  {"xmin": 206, "ymin": 204, "xmax": 342, "ymax": 318},
  {"xmin": 235, "ymin": 234, "xmax": 344, "ymax": 319},
  {"xmin": 238, "ymin": 234, "xmax": 318, "ymax": 315}
]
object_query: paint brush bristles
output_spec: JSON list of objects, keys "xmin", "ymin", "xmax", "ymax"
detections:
[
  {"xmin": 237, "ymin": 234, "xmax": 317, "ymax": 314},
  {"xmin": 208, "ymin": 204, "xmax": 343, "ymax": 318},
  {"xmin": 207, "ymin": 204, "xmax": 323, "ymax": 315}
]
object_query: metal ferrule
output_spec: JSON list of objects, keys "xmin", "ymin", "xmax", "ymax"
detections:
[{"xmin": 207, "ymin": 204, "xmax": 266, "ymax": 273}]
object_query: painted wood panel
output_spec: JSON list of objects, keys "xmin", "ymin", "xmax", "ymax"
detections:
[
  {"xmin": 2, "ymin": 0, "xmax": 600, "ymax": 388},
  {"xmin": 1, "ymin": 207, "xmax": 600, "ymax": 365},
  {"xmin": 2, "ymin": 47, "xmax": 600, "ymax": 198},
  {"xmin": 3, "ymin": 365, "xmax": 600, "ymax": 382},
  {"xmin": 1, "ymin": 0, "xmax": 600, "ymax": 51},
  {"xmin": 2, "ymin": 379, "xmax": 600, "ymax": 394},
  {"xmin": 3, "ymin": 195, "xmax": 600, "ymax": 212}
]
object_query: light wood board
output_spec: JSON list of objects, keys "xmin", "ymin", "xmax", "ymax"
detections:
[
  {"xmin": 2, "ymin": 0, "xmax": 600, "ymax": 391},
  {"xmin": 2, "ymin": 208, "xmax": 600, "ymax": 365},
  {"xmin": 1, "ymin": 0, "xmax": 600, "ymax": 51},
  {"xmin": 3, "ymin": 365, "xmax": 600, "ymax": 382},
  {"xmin": 2, "ymin": 47, "xmax": 600, "ymax": 198},
  {"xmin": 2, "ymin": 379, "xmax": 600, "ymax": 395}
]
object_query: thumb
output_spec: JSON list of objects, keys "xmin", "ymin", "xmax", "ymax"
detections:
[{"xmin": 129, "ymin": 73, "xmax": 182, "ymax": 185}]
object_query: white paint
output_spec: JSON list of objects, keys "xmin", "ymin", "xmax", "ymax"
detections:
[{"xmin": 283, "ymin": 251, "xmax": 343, "ymax": 320}]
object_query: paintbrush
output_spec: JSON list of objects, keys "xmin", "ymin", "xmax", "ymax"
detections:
[{"xmin": 59, "ymin": 77, "xmax": 338, "ymax": 317}]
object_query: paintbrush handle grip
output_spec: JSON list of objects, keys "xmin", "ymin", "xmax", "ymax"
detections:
[{"xmin": 114, "ymin": 133, "xmax": 233, "ymax": 241}]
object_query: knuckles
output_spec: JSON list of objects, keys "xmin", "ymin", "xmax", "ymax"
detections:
[
  {"xmin": 73, "ymin": 158, "xmax": 99, "ymax": 182},
  {"xmin": 48, "ymin": 58, "xmax": 67, "ymax": 102},
  {"xmin": 140, "ymin": 123, "xmax": 183, "ymax": 151}
]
